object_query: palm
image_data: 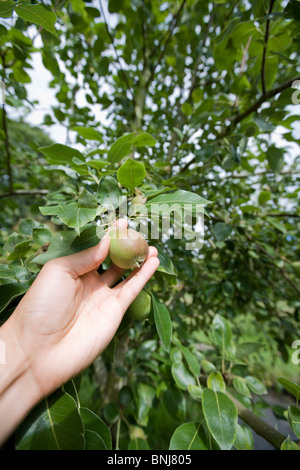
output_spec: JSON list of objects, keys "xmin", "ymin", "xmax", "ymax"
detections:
[{"xmin": 11, "ymin": 225, "xmax": 159, "ymax": 398}]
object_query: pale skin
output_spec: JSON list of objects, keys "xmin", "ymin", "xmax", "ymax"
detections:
[{"xmin": 0, "ymin": 219, "xmax": 159, "ymax": 446}]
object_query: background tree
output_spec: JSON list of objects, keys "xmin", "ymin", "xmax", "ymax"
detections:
[{"xmin": 0, "ymin": 0, "xmax": 300, "ymax": 450}]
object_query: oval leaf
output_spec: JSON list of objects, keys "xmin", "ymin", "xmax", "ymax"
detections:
[
  {"xmin": 151, "ymin": 293, "xmax": 172, "ymax": 352},
  {"xmin": 117, "ymin": 158, "xmax": 146, "ymax": 189},
  {"xmin": 202, "ymin": 388, "xmax": 238, "ymax": 450},
  {"xmin": 15, "ymin": 390, "xmax": 85, "ymax": 450},
  {"xmin": 169, "ymin": 422, "xmax": 209, "ymax": 450}
]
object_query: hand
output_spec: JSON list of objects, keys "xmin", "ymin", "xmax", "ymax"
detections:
[{"xmin": 0, "ymin": 219, "xmax": 159, "ymax": 444}]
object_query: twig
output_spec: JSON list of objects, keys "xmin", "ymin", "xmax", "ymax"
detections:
[
  {"xmin": 166, "ymin": 11, "xmax": 214, "ymax": 163},
  {"xmin": 145, "ymin": 0, "xmax": 187, "ymax": 88},
  {"xmin": 0, "ymin": 190, "xmax": 49, "ymax": 199},
  {"xmin": 231, "ymin": 73, "xmax": 300, "ymax": 127},
  {"xmin": 0, "ymin": 51, "xmax": 13, "ymax": 194},
  {"xmin": 245, "ymin": 233, "xmax": 300, "ymax": 297},
  {"xmin": 261, "ymin": 0, "xmax": 276, "ymax": 97},
  {"xmin": 141, "ymin": 15, "xmax": 148, "ymax": 69},
  {"xmin": 98, "ymin": 0, "xmax": 134, "ymax": 100},
  {"xmin": 180, "ymin": 73, "xmax": 300, "ymax": 173}
]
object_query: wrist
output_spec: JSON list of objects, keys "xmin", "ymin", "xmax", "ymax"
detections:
[{"xmin": 0, "ymin": 318, "xmax": 42, "ymax": 446}]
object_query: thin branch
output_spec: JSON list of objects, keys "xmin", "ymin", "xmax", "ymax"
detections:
[
  {"xmin": 0, "ymin": 190, "xmax": 49, "ymax": 199},
  {"xmin": 145, "ymin": 0, "xmax": 187, "ymax": 88},
  {"xmin": 0, "ymin": 51, "xmax": 13, "ymax": 194},
  {"xmin": 166, "ymin": 11, "xmax": 214, "ymax": 162},
  {"xmin": 245, "ymin": 233, "xmax": 300, "ymax": 297},
  {"xmin": 180, "ymin": 73, "xmax": 300, "ymax": 173},
  {"xmin": 98, "ymin": 0, "xmax": 134, "ymax": 100},
  {"xmin": 261, "ymin": 0, "xmax": 276, "ymax": 97},
  {"xmin": 141, "ymin": 15, "xmax": 148, "ymax": 69},
  {"xmin": 231, "ymin": 73, "xmax": 300, "ymax": 127},
  {"xmin": 204, "ymin": 169, "xmax": 300, "ymax": 180}
]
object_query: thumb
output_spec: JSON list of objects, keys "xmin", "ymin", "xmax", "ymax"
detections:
[{"xmin": 54, "ymin": 234, "xmax": 110, "ymax": 278}]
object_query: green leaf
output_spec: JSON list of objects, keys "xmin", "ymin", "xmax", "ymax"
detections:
[
  {"xmin": 288, "ymin": 405, "xmax": 300, "ymax": 439},
  {"xmin": 171, "ymin": 349, "xmax": 196, "ymax": 390},
  {"xmin": 232, "ymin": 377, "xmax": 252, "ymax": 397},
  {"xmin": 213, "ymin": 222, "xmax": 233, "ymax": 242},
  {"xmin": 235, "ymin": 342, "xmax": 264, "ymax": 359},
  {"xmin": 163, "ymin": 388, "xmax": 186, "ymax": 421},
  {"xmin": 15, "ymin": 390, "xmax": 85, "ymax": 450},
  {"xmin": 280, "ymin": 437, "xmax": 300, "ymax": 450},
  {"xmin": 169, "ymin": 423, "xmax": 209, "ymax": 450},
  {"xmin": 97, "ymin": 175, "xmax": 122, "ymax": 210},
  {"xmin": 117, "ymin": 158, "xmax": 146, "ymax": 189},
  {"xmin": 70, "ymin": 225, "xmax": 101, "ymax": 253},
  {"xmin": 245, "ymin": 376, "xmax": 267, "ymax": 395},
  {"xmin": 107, "ymin": 133, "xmax": 134, "ymax": 164},
  {"xmin": 32, "ymin": 228, "xmax": 53, "ymax": 246},
  {"xmin": 39, "ymin": 144, "xmax": 84, "ymax": 166},
  {"xmin": 277, "ymin": 378, "xmax": 300, "ymax": 401},
  {"xmin": 18, "ymin": 218, "xmax": 43, "ymax": 236},
  {"xmin": 207, "ymin": 371, "xmax": 226, "ymax": 392},
  {"xmin": 187, "ymin": 384, "xmax": 203, "ymax": 401},
  {"xmin": 234, "ymin": 424, "xmax": 254, "ymax": 450},
  {"xmin": 32, "ymin": 231, "xmax": 77, "ymax": 265},
  {"xmin": 266, "ymin": 145, "xmax": 284, "ymax": 172},
  {"xmin": 146, "ymin": 190, "xmax": 211, "ymax": 214},
  {"xmin": 172, "ymin": 337, "xmax": 201, "ymax": 378},
  {"xmin": 132, "ymin": 132, "xmax": 157, "ymax": 147},
  {"xmin": 39, "ymin": 202, "xmax": 99, "ymax": 234},
  {"xmin": 7, "ymin": 240, "xmax": 32, "ymax": 261},
  {"xmin": 0, "ymin": 0, "xmax": 16, "ymax": 18},
  {"xmin": 0, "ymin": 265, "xmax": 17, "ymax": 280},
  {"xmin": 135, "ymin": 382, "xmax": 156, "ymax": 427},
  {"xmin": 71, "ymin": 126, "xmax": 103, "ymax": 142},
  {"xmin": 202, "ymin": 389, "xmax": 238, "ymax": 450},
  {"xmin": 212, "ymin": 314, "xmax": 232, "ymax": 352},
  {"xmin": 15, "ymin": 2, "xmax": 58, "ymax": 38},
  {"xmin": 0, "ymin": 282, "xmax": 29, "ymax": 314},
  {"xmin": 267, "ymin": 217, "xmax": 287, "ymax": 234},
  {"xmin": 128, "ymin": 438, "xmax": 150, "ymax": 450},
  {"xmin": 80, "ymin": 407, "xmax": 112, "ymax": 449},
  {"xmin": 78, "ymin": 188, "xmax": 98, "ymax": 209},
  {"xmin": 151, "ymin": 293, "xmax": 172, "ymax": 352},
  {"xmin": 155, "ymin": 245, "xmax": 177, "ymax": 277}
]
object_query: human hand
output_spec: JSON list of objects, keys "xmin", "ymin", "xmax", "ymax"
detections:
[{"xmin": 1, "ymin": 219, "xmax": 159, "ymax": 407}]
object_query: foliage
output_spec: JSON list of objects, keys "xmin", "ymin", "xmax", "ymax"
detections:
[{"xmin": 0, "ymin": 0, "xmax": 300, "ymax": 450}]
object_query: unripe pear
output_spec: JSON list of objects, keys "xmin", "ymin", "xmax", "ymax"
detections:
[
  {"xmin": 127, "ymin": 289, "xmax": 152, "ymax": 321},
  {"xmin": 109, "ymin": 227, "xmax": 149, "ymax": 270}
]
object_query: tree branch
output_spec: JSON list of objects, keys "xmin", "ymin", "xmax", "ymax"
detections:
[
  {"xmin": 98, "ymin": 0, "xmax": 134, "ymax": 100},
  {"xmin": 231, "ymin": 73, "xmax": 300, "ymax": 127},
  {"xmin": 0, "ymin": 51, "xmax": 13, "ymax": 194},
  {"xmin": 145, "ymin": 0, "xmax": 187, "ymax": 89},
  {"xmin": 0, "ymin": 190, "xmax": 49, "ymax": 199},
  {"xmin": 261, "ymin": 0, "xmax": 276, "ymax": 97},
  {"xmin": 166, "ymin": 11, "xmax": 214, "ymax": 163},
  {"xmin": 180, "ymin": 73, "xmax": 300, "ymax": 173},
  {"xmin": 245, "ymin": 233, "xmax": 300, "ymax": 297},
  {"xmin": 228, "ymin": 392, "xmax": 287, "ymax": 450}
]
